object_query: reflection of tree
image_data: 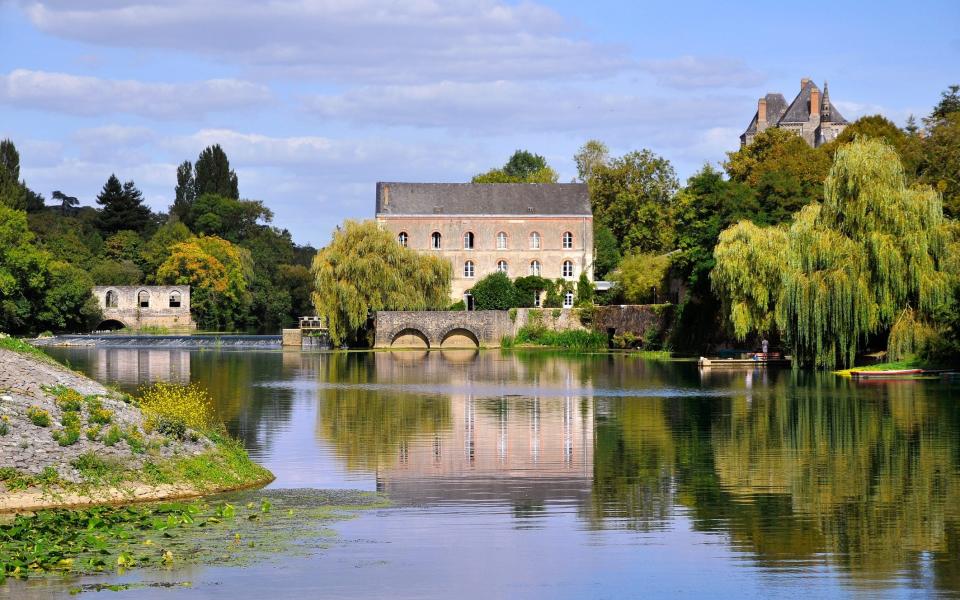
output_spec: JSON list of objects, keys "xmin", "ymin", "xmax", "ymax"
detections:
[
  {"xmin": 587, "ymin": 369, "xmax": 960, "ymax": 592},
  {"xmin": 316, "ymin": 353, "xmax": 450, "ymax": 472}
]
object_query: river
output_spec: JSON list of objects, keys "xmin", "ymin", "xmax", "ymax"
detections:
[{"xmin": 15, "ymin": 348, "xmax": 960, "ymax": 598}]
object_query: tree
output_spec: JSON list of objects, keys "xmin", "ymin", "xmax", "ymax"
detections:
[
  {"xmin": 713, "ymin": 139, "xmax": 951, "ymax": 368},
  {"xmin": 141, "ymin": 221, "xmax": 192, "ymax": 280},
  {"xmin": 193, "ymin": 145, "xmax": 239, "ymax": 199},
  {"xmin": 157, "ymin": 235, "xmax": 254, "ymax": 331},
  {"xmin": 925, "ymin": 84, "xmax": 960, "ymax": 127},
  {"xmin": 103, "ymin": 230, "xmax": 144, "ymax": 266},
  {"xmin": 822, "ymin": 115, "xmax": 922, "ymax": 179},
  {"xmin": 36, "ymin": 261, "xmax": 101, "ymax": 332},
  {"xmin": 472, "ymin": 150, "xmax": 559, "ymax": 184},
  {"xmin": 589, "ymin": 149, "xmax": 678, "ymax": 254},
  {"xmin": 919, "ymin": 112, "xmax": 960, "ymax": 218},
  {"xmin": 574, "ymin": 140, "xmax": 609, "ymax": 183},
  {"xmin": 96, "ymin": 175, "xmax": 153, "ymax": 234},
  {"xmin": 171, "ymin": 160, "xmax": 196, "ymax": 221},
  {"xmin": 186, "ymin": 193, "xmax": 272, "ymax": 241},
  {"xmin": 0, "ymin": 139, "xmax": 42, "ymax": 212},
  {"xmin": 52, "ymin": 190, "xmax": 79, "ymax": 215},
  {"xmin": 592, "ymin": 224, "xmax": 621, "ymax": 280},
  {"xmin": 514, "ymin": 275, "xmax": 551, "ymax": 307},
  {"xmin": 576, "ymin": 272, "xmax": 594, "ymax": 306},
  {"xmin": 725, "ymin": 128, "xmax": 830, "ymax": 221},
  {"xmin": 470, "ymin": 272, "xmax": 518, "ymax": 310},
  {"xmin": 90, "ymin": 259, "xmax": 143, "ymax": 285},
  {"xmin": 0, "ymin": 206, "xmax": 49, "ymax": 332},
  {"xmin": 613, "ymin": 253, "xmax": 671, "ymax": 304},
  {"xmin": 311, "ymin": 220, "xmax": 451, "ymax": 346}
]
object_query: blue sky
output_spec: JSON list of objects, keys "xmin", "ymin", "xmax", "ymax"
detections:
[{"xmin": 1, "ymin": 0, "xmax": 957, "ymax": 246}]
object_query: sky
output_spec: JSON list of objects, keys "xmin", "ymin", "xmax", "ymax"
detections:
[{"xmin": 1, "ymin": 0, "xmax": 958, "ymax": 247}]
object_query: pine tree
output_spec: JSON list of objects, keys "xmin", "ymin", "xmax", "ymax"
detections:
[
  {"xmin": 96, "ymin": 175, "xmax": 153, "ymax": 234},
  {"xmin": 172, "ymin": 160, "xmax": 196, "ymax": 221}
]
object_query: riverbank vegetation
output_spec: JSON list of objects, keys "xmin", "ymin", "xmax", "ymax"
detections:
[{"xmin": 0, "ymin": 143, "xmax": 315, "ymax": 335}]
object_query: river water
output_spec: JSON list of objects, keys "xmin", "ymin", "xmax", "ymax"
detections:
[{"xmin": 18, "ymin": 348, "xmax": 960, "ymax": 597}]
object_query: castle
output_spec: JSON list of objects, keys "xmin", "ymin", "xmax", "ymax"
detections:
[{"xmin": 741, "ymin": 78, "xmax": 848, "ymax": 148}]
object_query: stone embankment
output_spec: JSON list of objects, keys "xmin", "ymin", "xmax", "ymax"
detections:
[{"xmin": 0, "ymin": 346, "xmax": 272, "ymax": 512}]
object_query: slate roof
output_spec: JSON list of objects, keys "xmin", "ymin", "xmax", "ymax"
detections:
[
  {"xmin": 779, "ymin": 80, "xmax": 847, "ymax": 125},
  {"xmin": 375, "ymin": 182, "xmax": 592, "ymax": 216},
  {"xmin": 742, "ymin": 93, "xmax": 788, "ymax": 135}
]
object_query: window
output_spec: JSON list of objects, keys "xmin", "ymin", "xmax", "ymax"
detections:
[
  {"xmin": 533, "ymin": 292, "xmax": 542, "ymax": 308},
  {"xmin": 497, "ymin": 231, "xmax": 508, "ymax": 250},
  {"xmin": 562, "ymin": 260, "xmax": 574, "ymax": 279},
  {"xmin": 497, "ymin": 260, "xmax": 508, "ymax": 274},
  {"xmin": 563, "ymin": 292, "xmax": 574, "ymax": 308},
  {"xmin": 562, "ymin": 231, "xmax": 573, "ymax": 249},
  {"xmin": 529, "ymin": 232, "xmax": 541, "ymax": 249},
  {"xmin": 138, "ymin": 290, "xmax": 150, "ymax": 308},
  {"xmin": 464, "ymin": 260, "xmax": 475, "ymax": 278},
  {"xmin": 169, "ymin": 291, "xmax": 182, "ymax": 308},
  {"xmin": 398, "ymin": 231, "xmax": 408, "ymax": 247},
  {"xmin": 463, "ymin": 231, "xmax": 474, "ymax": 249},
  {"xmin": 530, "ymin": 260, "xmax": 541, "ymax": 276},
  {"xmin": 432, "ymin": 231, "xmax": 442, "ymax": 249},
  {"xmin": 105, "ymin": 290, "xmax": 118, "ymax": 308}
]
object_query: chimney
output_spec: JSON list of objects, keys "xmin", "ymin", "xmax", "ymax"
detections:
[
  {"xmin": 757, "ymin": 97, "xmax": 767, "ymax": 126},
  {"xmin": 810, "ymin": 87, "xmax": 820, "ymax": 118}
]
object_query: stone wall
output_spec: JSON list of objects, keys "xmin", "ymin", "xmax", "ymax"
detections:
[
  {"xmin": 374, "ymin": 310, "xmax": 514, "ymax": 348},
  {"xmin": 512, "ymin": 308, "xmax": 586, "ymax": 334},
  {"xmin": 593, "ymin": 305, "xmax": 672, "ymax": 339},
  {"xmin": 92, "ymin": 286, "xmax": 196, "ymax": 332}
]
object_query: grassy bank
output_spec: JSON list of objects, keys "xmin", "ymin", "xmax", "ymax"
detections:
[{"xmin": 501, "ymin": 327, "xmax": 608, "ymax": 351}]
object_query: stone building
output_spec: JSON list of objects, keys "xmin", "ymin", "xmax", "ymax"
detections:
[
  {"xmin": 741, "ymin": 79, "xmax": 848, "ymax": 148},
  {"xmin": 375, "ymin": 182, "xmax": 594, "ymax": 307},
  {"xmin": 92, "ymin": 286, "xmax": 196, "ymax": 332}
]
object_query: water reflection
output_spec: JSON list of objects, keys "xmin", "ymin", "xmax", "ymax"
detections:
[{"xmin": 44, "ymin": 346, "xmax": 960, "ymax": 595}]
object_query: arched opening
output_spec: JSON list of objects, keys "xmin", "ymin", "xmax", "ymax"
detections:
[
  {"xmin": 440, "ymin": 328, "xmax": 479, "ymax": 349},
  {"xmin": 562, "ymin": 231, "xmax": 573, "ymax": 249},
  {"xmin": 463, "ymin": 231, "xmax": 474, "ymax": 249},
  {"xmin": 431, "ymin": 231, "xmax": 442, "ymax": 249},
  {"xmin": 96, "ymin": 319, "xmax": 126, "ymax": 332},
  {"xmin": 138, "ymin": 290, "xmax": 150, "ymax": 308},
  {"xmin": 391, "ymin": 328, "xmax": 430, "ymax": 348},
  {"xmin": 169, "ymin": 290, "xmax": 182, "ymax": 308},
  {"xmin": 439, "ymin": 348, "xmax": 479, "ymax": 363},
  {"xmin": 397, "ymin": 231, "xmax": 408, "ymax": 247},
  {"xmin": 105, "ymin": 290, "xmax": 118, "ymax": 308}
]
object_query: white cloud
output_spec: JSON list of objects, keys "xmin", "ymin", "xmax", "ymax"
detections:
[
  {"xmin": 304, "ymin": 81, "xmax": 750, "ymax": 133},
  {"xmin": 638, "ymin": 56, "xmax": 766, "ymax": 90},
  {"xmin": 22, "ymin": 0, "xmax": 629, "ymax": 83},
  {"xmin": 0, "ymin": 69, "xmax": 272, "ymax": 118}
]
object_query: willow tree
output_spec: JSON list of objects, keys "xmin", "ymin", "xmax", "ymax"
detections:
[
  {"xmin": 713, "ymin": 138, "xmax": 951, "ymax": 368},
  {"xmin": 311, "ymin": 220, "xmax": 451, "ymax": 346}
]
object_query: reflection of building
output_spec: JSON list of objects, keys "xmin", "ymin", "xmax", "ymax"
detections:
[
  {"xmin": 92, "ymin": 348, "xmax": 191, "ymax": 386},
  {"xmin": 375, "ymin": 182, "xmax": 593, "ymax": 303}
]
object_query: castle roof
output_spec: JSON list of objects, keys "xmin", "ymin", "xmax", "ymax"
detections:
[
  {"xmin": 742, "ymin": 80, "xmax": 848, "ymax": 137},
  {"xmin": 742, "ymin": 93, "xmax": 788, "ymax": 136},
  {"xmin": 375, "ymin": 182, "xmax": 591, "ymax": 216}
]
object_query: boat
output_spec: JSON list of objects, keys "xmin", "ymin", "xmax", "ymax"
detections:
[
  {"xmin": 849, "ymin": 369, "xmax": 923, "ymax": 379},
  {"xmin": 698, "ymin": 355, "xmax": 791, "ymax": 368}
]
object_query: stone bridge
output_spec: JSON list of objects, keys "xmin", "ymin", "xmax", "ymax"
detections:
[{"xmin": 374, "ymin": 311, "xmax": 513, "ymax": 349}]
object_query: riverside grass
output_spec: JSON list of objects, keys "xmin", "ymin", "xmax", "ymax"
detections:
[
  {"xmin": 502, "ymin": 327, "xmax": 607, "ymax": 351},
  {"xmin": 712, "ymin": 138, "xmax": 953, "ymax": 369}
]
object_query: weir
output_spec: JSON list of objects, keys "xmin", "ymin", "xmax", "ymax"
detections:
[{"xmin": 36, "ymin": 334, "xmax": 283, "ymax": 349}]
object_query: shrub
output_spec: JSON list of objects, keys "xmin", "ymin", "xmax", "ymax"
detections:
[
  {"xmin": 471, "ymin": 272, "xmax": 519, "ymax": 310},
  {"xmin": 448, "ymin": 300, "xmax": 466, "ymax": 311},
  {"xmin": 613, "ymin": 332, "xmax": 642, "ymax": 349},
  {"xmin": 576, "ymin": 272, "xmax": 594, "ymax": 306},
  {"xmin": 54, "ymin": 426, "xmax": 80, "ymax": 446},
  {"xmin": 27, "ymin": 406, "xmax": 51, "ymax": 427},
  {"xmin": 86, "ymin": 426, "xmax": 101, "ymax": 441},
  {"xmin": 613, "ymin": 253, "xmax": 670, "ymax": 304},
  {"xmin": 514, "ymin": 276, "xmax": 551, "ymax": 308},
  {"xmin": 0, "ymin": 415, "xmax": 9, "ymax": 436},
  {"xmin": 154, "ymin": 416, "xmax": 188, "ymax": 441},
  {"xmin": 89, "ymin": 407, "xmax": 114, "ymax": 425},
  {"xmin": 54, "ymin": 388, "xmax": 83, "ymax": 412},
  {"xmin": 513, "ymin": 327, "xmax": 607, "ymax": 350},
  {"xmin": 124, "ymin": 427, "xmax": 145, "ymax": 453},
  {"xmin": 103, "ymin": 425, "xmax": 123, "ymax": 447},
  {"xmin": 138, "ymin": 383, "xmax": 217, "ymax": 432},
  {"xmin": 61, "ymin": 411, "xmax": 81, "ymax": 428},
  {"xmin": 508, "ymin": 308, "xmax": 517, "ymax": 322}
]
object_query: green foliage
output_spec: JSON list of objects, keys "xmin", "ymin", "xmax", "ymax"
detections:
[
  {"xmin": 103, "ymin": 425, "xmax": 122, "ymax": 447},
  {"xmin": 186, "ymin": 194, "xmax": 273, "ymax": 242},
  {"xmin": 193, "ymin": 144, "xmax": 239, "ymax": 200},
  {"xmin": 513, "ymin": 275, "xmax": 551, "ymax": 307},
  {"xmin": 613, "ymin": 253, "xmax": 671, "ymax": 304},
  {"xmin": 54, "ymin": 425, "xmax": 80, "ymax": 446},
  {"xmin": 96, "ymin": 175, "xmax": 153, "ymax": 235},
  {"xmin": 576, "ymin": 272, "xmax": 594, "ymax": 306},
  {"xmin": 138, "ymin": 382, "xmax": 217, "ymax": 432},
  {"xmin": 512, "ymin": 326, "xmax": 607, "ymax": 350},
  {"xmin": 172, "ymin": 159, "xmax": 196, "ymax": 221},
  {"xmin": 713, "ymin": 139, "xmax": 952, "ymax": 368},
  {"xmin": 589, "ymin": 149, "xmax": 678, "ymax": 254},
  {"xmin": 311, "ymin": 220, "xmax": 451, "ymax": 346},
  {"xmin": 918, "ymin": 112, "xmax": 960, "ymax": 218},
  {"xmin": 823, "ymin": 115, "xmax": 923, "ymax": 179},
  {"xmin": 140, "ymin": 221, "xmax": 192, "ymax": 281},
  {"xmin": 470, "ymin": 272, "xmax": 518, "ymax": 310},
  {"xmin": 27, "ymin": 406, "xmax": 51, "ymax": 427},
  {"xmin": 925, "ymin": 84, "xmax": 960, "ymax": 127},
  {"xmin": 592, "ymin": 224, "xmax": 620, "ymax": 280},
  {"xmin": 449, "ymin": 300, "xmax": 466, "ymax": 311},
  {"xmin": 472, "ymin": 150, "xmax": 559, "ymax": 183},
  {"xmin": 90, "ymin": 259, "xmax": 143, "ymax": 285},
  {"xmin": 574, "ymin": 140, "xmax": 610, "ymax": 183}
]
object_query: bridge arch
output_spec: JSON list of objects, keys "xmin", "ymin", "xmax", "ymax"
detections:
[
  {"xmin": 391, "ymin": 328, "xmax": 430, "ymax": 349},
  {"xmin": 96, "ymin": 319, "xmax": 128, "ymax": 331},
  {"xmin": 439, "ymin": 327, "xmax": 480, "ymax": 349}
]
